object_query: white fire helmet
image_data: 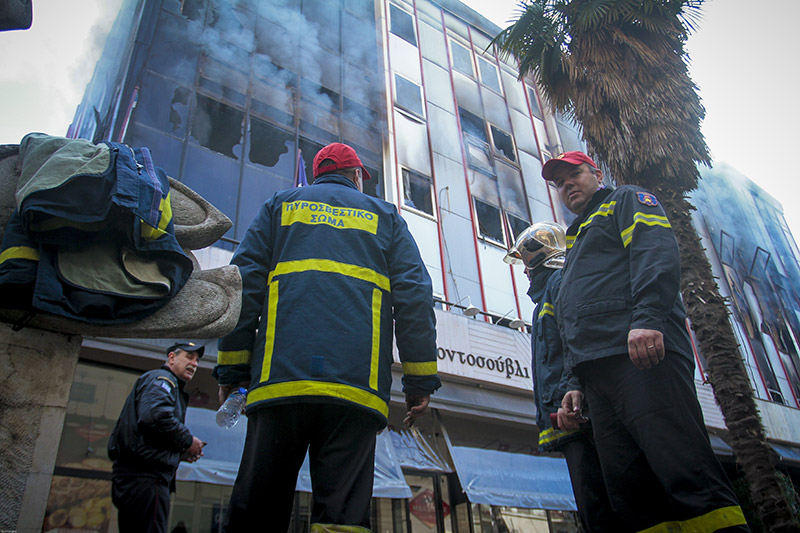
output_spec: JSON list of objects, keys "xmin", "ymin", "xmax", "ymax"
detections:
[{"xmin": 503, "ymin": 221, "xmax": 566, "ymax": 270}]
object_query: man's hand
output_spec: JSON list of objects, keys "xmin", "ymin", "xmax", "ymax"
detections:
[
  {"xmin": 218, "ymin": 381, "xmax": 250, "ymax": 404},
  {"xmin": 628, "ymin": 328, "xmax": 665, "ymax": 369},
  {"xmin": 182, "ymin": 436, "xmax": 205, "ymax": 463},
  {"xmin": 404, "ymin": 394, "xmax": 430, "ymax": 427},
  {"xmin": 557, "ymin": 390, "xmax": 586, "ymax": 431}
]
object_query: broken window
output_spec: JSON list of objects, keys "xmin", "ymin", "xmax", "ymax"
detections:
[
  {"xmin": 390, "ymin": 3, "xmax": 416, "ymax": 46},
  {"xmin": 191, "ymin": 94, "xmax": 244, "ymax": 159},
  {"xmin": 402, "ymin": 168, "xmax": 434, "ymax": 216},
  {"xmin": 490, "ymin": 125, "xmax": 516, "ymax": 162},
  {"xmin": 458, "ymin": 107, "xmax": 486, "ymax": 143},
  {"xmin": 507, "ymin": 213, "xmax": 531, "ymax": 243},
  {"xmin": 248, "ymin": 117, "xmax": 293, "ymax": 169},
  {"xmin": 394, "ymin": 75, "xmax": 424, "ymax": 118},
  {"xmin": 466, "ymin": 141, "xmax": 493, "ymax": 175},
  {"xmin": 301, "ymin": 78, "xmax": 340, "ymax": 111},
  {"xmin": 477, "ymin": 56, "xmax": 501, "ymax": 93},
  {"xmin": 451, "ymin": 41, "xmax": 473, "ymax": 77},
  {"xmin": 474, "ymin": 198, "xmax": 505, "ymax": 244},
  {"xmin": 180, "ymin": 0, "xmax": 207, "ymax": 21}
]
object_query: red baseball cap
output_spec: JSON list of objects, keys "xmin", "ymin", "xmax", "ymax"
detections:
[
  {"xmin": 541, "ymin": 151, "xmax": 597, "ymax": 181},
  {"xmin": 312, "ymin": 142, "xmax": 372, "ymax": 180}
]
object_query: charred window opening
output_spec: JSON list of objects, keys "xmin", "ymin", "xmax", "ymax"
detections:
[
  {"xmin": 491, "ymin": 125, "xmax": 515, "ymax": 162},
  {"xmin": 362, "ymin": 163, "xmax": 383, "ymax": 200},
  {"xmin": 191, "ymin": 94, "xmax": 244, "ymax": 159},
  {"xmin": 394, "ymin": 75, "xmax": 424, "ymax": 118},
  {"xmin": 477, "ymin": 56, "xmax": 500, "ymax": 93},
  {"xmin": 451, "ymin": 41, "xmax": 473, "ymax": 77},
  {"xmin": 474, "ymin": 198, "xmax": 505, "ymax": 245},
  {"xmin": 390, "ymin": 4, "xmax": 416, "ymax": 46},
  {"xmin": 249, "ymin": 118, "xmax": 293, "ymax": 168},
  {"xmin": 459, "ymin": 107, "xmax": 487, "ymax": 143},
  {"xmin": 180, "ymin": 0, "xmax": 207, "ymax": 21},
  {"xmin": 507, "ymin": 214, "xmax": 530, "ymax": 242},
  {"xmin": 402, "ymin": 168, "xmax": 433, "ymax": 216},
  {"xmin": 170, "ymin": 87, "xmax": 190, "ymax": 131}
]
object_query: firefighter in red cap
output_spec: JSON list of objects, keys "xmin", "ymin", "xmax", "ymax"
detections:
[
  {"xmin": 544, "ymin": 151, "xmax": 748, "ymax": 532},
  {"xmin": 214, "ymin": 142, "xmax": 440, "ymax": 531}
]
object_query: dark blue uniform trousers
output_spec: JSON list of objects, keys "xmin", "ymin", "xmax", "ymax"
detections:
[
  {"xmin": 223, "ymin": 402, "xmax": 381, "ymax": 532},
  {"xmin": 111, "ymin": 474, "xmax": 170, "ymax": 533},
  {"xmin": 577, "ymin": 352, "xmax": 749, "ymax": 532}
]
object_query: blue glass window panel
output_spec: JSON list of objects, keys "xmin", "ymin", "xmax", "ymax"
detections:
[
  {"xmin": 124, "ymin": 124, "xmax": 184, "ymax": 179},
  {"xmin": 136, "ymin": 72, "xmax": 189, "ymax": 137},
  {"xmin": 390, "ymin": 4, "xmax": 416, "ymax": 47},
  {"xmin": 183, "ymin": 143, "xmax": 241, "ymax": 236},
  {"xmin": 237, "ymin": 166, "xmax": 292, "ymax": 239}
]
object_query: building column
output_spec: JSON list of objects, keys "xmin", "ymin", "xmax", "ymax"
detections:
[{"xmin": 0, "ymin": 323, "xmax": 82, "ymax": 532}]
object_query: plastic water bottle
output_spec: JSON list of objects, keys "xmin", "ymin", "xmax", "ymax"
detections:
[{"xmin": 216, "ymin": 387, "xmax": 247, "ymax": 428}]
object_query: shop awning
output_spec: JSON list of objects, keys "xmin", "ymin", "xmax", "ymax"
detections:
[
  {"xmin": 770, "ymin": 442, "xmax": 800, "ymax": 466},
  {"xmin": 389, "ymin": 427, "xmax": 453, "ymax": 473},
  {"xmin": 448, "ymin": 445, "xmax": 577, "ymax": 511},
  {"xmin": 176, "ymin": 407, "xmax": 412, "ymax": 498}
]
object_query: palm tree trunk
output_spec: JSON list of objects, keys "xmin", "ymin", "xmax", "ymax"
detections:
[{"xmin": 657, "ymin": 187, "xmax": 797, "ymax": 531}]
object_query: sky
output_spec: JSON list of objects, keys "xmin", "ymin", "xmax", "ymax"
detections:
[{"xmin": 1, "ymin": 0, "xmax": 799, "ymax": 235}]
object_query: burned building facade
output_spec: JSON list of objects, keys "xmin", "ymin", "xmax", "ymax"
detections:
[{"xmin": 32, "ymin": 0, "xmax": 800, "ymax": 532}]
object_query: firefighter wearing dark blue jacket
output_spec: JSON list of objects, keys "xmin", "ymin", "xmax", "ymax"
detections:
[
  {"xmin": 108, "ymin": 342, "xmax": 205, "ymax": 533},
  {"xmin": 505, "ymin": 222, "xmax": 620, "ymax": 532},
  {"xmin": 214, "ymin": 142, "xmax": 440, "ymax": 532},
  {"xmin": 544, "ymin": 152, "xmax": 748, "ymax": 533}
]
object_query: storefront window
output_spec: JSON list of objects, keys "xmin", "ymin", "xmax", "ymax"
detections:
[{"xmin": 471, "ymin": 504, "xmax": 579, "ymax": 533}]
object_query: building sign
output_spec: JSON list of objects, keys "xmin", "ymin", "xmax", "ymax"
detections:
[{"xmin": 395, "ymin": 309, "xmax": 533, "ymax": 391}]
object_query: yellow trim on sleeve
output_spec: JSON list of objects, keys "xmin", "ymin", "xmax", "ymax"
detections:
[
  {"xmin": 0, "ymin": 246, "xmax": 40, "ymax": 265},
  {"xmin": 538, "ymin": 427, "xmax": 581, "ymax": 447},
  {"xmin": 538, "ymin": 302, "xmax": 555, "ymax": 319},
  {"xmin": 247, "ymin": 380, "xmax": 389, "ymax": 418},
  {"xmin": 217, "ymin": 350, "xmax": 251, "ymax": 365},
  {"xmin": 267, "ymin": 259, "xmax": 390, "ymax": 292},
  {"xmin": 620, "ymin": 212, "xmax": 671, "ymax": 248},
  {"xmin": 637, "ymin": 505, "xmax": 747, "ymax": 533},
  {"xmin": 401, "ymin": 361, "xmax": 438, "ymax": 376}
]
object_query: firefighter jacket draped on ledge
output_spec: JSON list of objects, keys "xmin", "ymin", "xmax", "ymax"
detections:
[{"xmin": 0, "ymin": 133, "xmax": 192, "ymax": 324}]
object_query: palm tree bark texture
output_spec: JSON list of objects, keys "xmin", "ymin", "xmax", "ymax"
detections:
[{"xmin": 494, "ymin": 1, "xmax": 796, "ymax": 530}]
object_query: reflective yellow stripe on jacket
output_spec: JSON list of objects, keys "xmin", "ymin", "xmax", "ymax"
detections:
[
  {"xmin": 637, "ymin": 505, "xmax": 747, "ymax": 533},
  {"xmin": 566, "ymin": 201, "xmax": 616, "ymax": 249},
  {"xmin": 259, "ymin": 258, "xmax": 390, "ymax": 402},
  {"xmin": 620, "ymin": 212, "xmax": 671, "ymax": 248},
  {"xmin": 141, "ymin": 191, "xmax": 173, "ymax": 240},
  {"xmin": 0, "ymin": 246, "xmax": 40, "ymax": 265},
  {"xmin": 248, "ymin": 380, "xmax": 389, "ymax": 418}
]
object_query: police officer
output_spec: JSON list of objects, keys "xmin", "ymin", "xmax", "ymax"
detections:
[
  {"xmin": 215, "ymin": 142, "xmax": 440, "ymax": 531},
  {"xmin": 505, "ymin": 222, "xmax": 621, "ymax": 532},
  {"xmin": 544, "ymin": 152, "xmax": 749, "ymax": 532},
  {"xmin": 108, "ymin": 342, "xmax": 205, "ymax": 533}
]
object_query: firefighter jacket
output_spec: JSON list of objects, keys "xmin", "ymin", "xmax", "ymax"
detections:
[
  {"xmin": 0, "ymin": 133, "xmax": 192, "ymax": 324},
  {"xmin": 215, "ymin": 174, "xmax": 440, "ymax": 425},
  {"xmin": 528, "ymin": 268, "xmax": 582, "ymax": 451},
  {"xmin": 557, "ymin": 185, "xmax": 694, "ymax": 375},
  {"xmin": 107, "ymin": 365, "xmax": 193, "ymax": 487}
]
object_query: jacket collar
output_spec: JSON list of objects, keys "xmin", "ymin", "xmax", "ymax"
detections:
[
  {"xmin": 526, "ymin": 266, "xmax": 552, "ymax": 303},
  {"xmin": 161, "ymin": 364, "xmax": 187, "ymax": 390},
  {"xmin": 568, "ymin": 186, "xmax": 614, "ymax": 234},
  {"xmin": 312, "ymin": 174, "xmax": 358, "ymax": 190}
]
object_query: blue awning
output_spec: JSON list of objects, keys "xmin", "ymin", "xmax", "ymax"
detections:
[
  {"xmin": 771, "ymin": 442, "xmax": 800, "ymax": 466},
  {"xmin": 177, "ymin": 407, "xmax": 412, "ymax": 498},
  {"xmin": 449, "ymin": 445, "xmax": 576, "ymax": 511}
]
